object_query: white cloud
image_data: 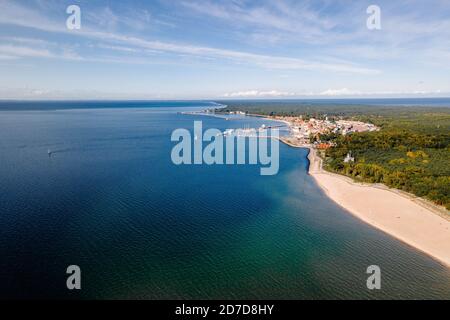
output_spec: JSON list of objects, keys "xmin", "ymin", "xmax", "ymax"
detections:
[
  {"xmin": 317, "ymin": 88, "xmax": 447, "ymax": 97},
  {"xmin": 1, "ymin": 0, "xmax": 449, "ymax": 99},
  {"xmin": 181, "ymin": 0, "xmax": 339, "ymax": 43},
  {"xmin": 222, "ymin": 88, "xmax": 448, "ymax": 99},
  {"xmin": 0, "ymin": 0, "xmax": 63, "ymax": 32},
  {"xmin": 0, "ymin": 54, "xmax": 17, "ymax": 60},
  {"xmin": 0, "ymin": 43, "xmax": 85, "ymax": 61},
  {"xmin": 0, "ymin": 87, "xmax": 164, "ymax": 100},
  {"xmin": 0, "ymin": 36, "xmax": 56, "ymax": 46},
  {"xmin": 319, "ymin": 88, "xmax": 362, "ymax": 96},
  {"xmin": 0, "ymin": 45, "xmax": 54, "ymax": 58},
  {"xmin": 222, "ymin": 90, "xmax": 296, "ymax": 98},
  {"xmin": 1, "ymin": 86, "xmax": 446, "ymax": 100},
  {"xmin": 0, "ymin": 1, "xmax": 380, "ymax": 74}
]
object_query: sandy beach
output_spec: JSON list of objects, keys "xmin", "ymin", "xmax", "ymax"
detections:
[
  {"xmin": 307, "ymin": 147, "xmax": 450, "ymax": 267},
  {"xmin": 228, "ymin": 114, "xmax": 450, "ymax": 267}
]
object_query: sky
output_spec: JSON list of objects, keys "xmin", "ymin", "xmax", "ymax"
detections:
[{"xmin": 0, "ymin": 0, "xmax": 450, "ymax": 100}]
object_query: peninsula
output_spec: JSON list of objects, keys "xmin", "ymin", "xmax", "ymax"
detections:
[{"xmin": 217, "ymin": 103, "xmax": 450, "ymax": 267}]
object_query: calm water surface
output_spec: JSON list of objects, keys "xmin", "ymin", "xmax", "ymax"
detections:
[{"xmin": 1, "ymin": 101, "xmax": 449, "ymax": 299}]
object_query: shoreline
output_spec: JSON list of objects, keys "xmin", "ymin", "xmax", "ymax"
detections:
[
  {"xmin": 193, "ymin": 111, "xmax": 450, "ymax": 267},
  {"xmin": 305, "ymin": 146, "xmax": 450, "ymax": 268}
]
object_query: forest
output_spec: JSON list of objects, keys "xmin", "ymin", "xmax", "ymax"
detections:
[{"xmin": 220, "ymin": 100, "xmax": 450, "ymax": 210}]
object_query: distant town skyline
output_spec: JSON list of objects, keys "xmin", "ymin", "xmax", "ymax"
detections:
[{"xmin": 1, "ymin": 0, "xmax": 450, "ymax": 100}]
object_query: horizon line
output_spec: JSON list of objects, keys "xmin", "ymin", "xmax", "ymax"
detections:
[{"xmin": 2, "ymin": 96, "xmax": 450, "ymax": 103}]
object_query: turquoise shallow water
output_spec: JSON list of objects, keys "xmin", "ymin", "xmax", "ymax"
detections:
[{"xmin": 0, "ymin": 101, "xmax": 449, "ymax": 299}]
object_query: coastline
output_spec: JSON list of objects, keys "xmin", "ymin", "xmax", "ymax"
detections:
[
  {"xmin": 197, "ymin": 111, "xmax": 450, "ymax": 267},
  {"xmin": 306, "ymin": 146, "xmax": 450, "ymax": 268}
]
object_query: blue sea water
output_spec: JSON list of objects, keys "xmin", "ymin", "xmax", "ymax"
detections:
[{"xmin": 0, "ymin": 100, "xmax": 449, "ymax": 299}]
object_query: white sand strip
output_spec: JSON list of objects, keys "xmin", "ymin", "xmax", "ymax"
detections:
[{"xmin": 307, "ymin": 148, "xmax": 450, "ymax": 267}]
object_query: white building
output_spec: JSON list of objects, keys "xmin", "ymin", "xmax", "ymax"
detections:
[{"xmin": 344, "ymin": 152, "xmax": 355, "ymax": 163}]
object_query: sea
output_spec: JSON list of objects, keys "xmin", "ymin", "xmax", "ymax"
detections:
[{"xmin": 1, "ymin": 99, "xmax": 450, "ymax": 299}]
